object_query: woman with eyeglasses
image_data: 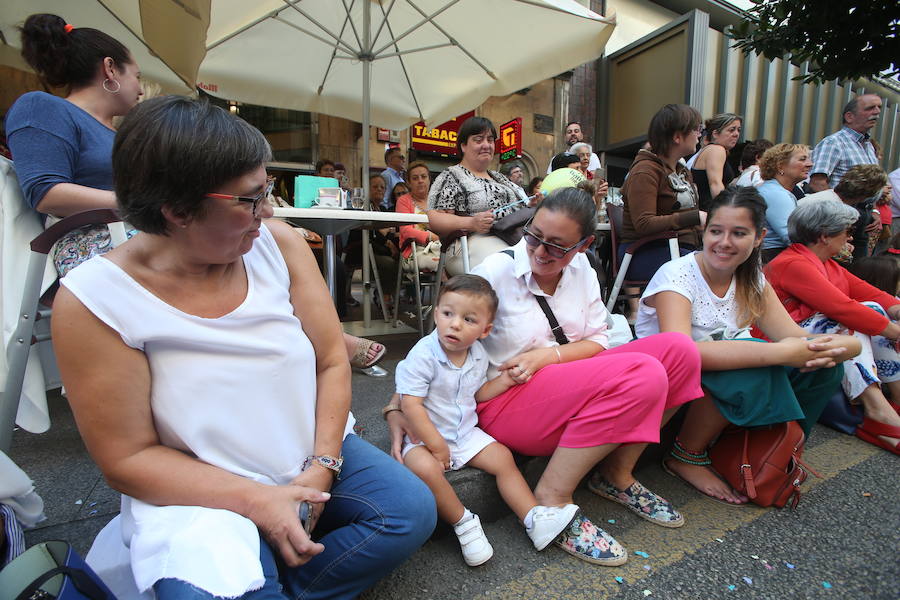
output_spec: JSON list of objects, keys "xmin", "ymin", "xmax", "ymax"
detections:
[
  {"xmin": 51, "ymin": 96, "xmax": 435, "ymax": 600},
  {"xmin": 427, "ymin": 116, "xmax": 532, "ymax": 275},
  {"xmin": 619, "ymin": 105, "xmax": 706, "ymax": 284},
  {"xmin": 766, "ymin": 198, "xmax": 900, "ymax": 455},
  {"xmin": 386, "ymin": 187, "xmax": 703, "ymax": 565}
]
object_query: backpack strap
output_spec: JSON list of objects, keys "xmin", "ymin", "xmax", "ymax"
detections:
[{"xmin": 501, "ymin": 249, "xmax": 569, "ymax": 345}]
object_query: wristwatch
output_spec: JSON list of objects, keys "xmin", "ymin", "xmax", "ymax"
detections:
[{"xmin": 303, "ymin": 454, "xmax": 343, "ymax": 476}]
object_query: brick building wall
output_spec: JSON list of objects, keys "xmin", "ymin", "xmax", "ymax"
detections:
[{"xmin": 566, "ymin": 0, "xmax": 604, "ymax": 149}]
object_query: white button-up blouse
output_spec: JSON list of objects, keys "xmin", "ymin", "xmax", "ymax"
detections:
[{"xmin": 472, "ymin": 238, "xmax": 610, "ymax": 379}]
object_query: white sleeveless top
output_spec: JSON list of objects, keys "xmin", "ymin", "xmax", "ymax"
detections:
[{"xmin": 62, "ymin": 224, "xmax": 354, "ymax": 598}]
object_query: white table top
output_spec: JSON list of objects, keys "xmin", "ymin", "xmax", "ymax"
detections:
[{"xmin": 272, "ymin": 206, "xmax": 428, "ymax": 235}]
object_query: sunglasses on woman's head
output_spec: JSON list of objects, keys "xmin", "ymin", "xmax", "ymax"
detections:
[
  {"xmin": 205, "ymin": 177, "xmax": 275, "ymax": 217},
  {"xmin": 522, "ymin": 220, "xmax": 588, "ymax": 258}
]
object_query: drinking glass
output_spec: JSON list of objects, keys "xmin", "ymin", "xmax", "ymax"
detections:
[{"xmin": 350, "ymin": 187, "xmax": 365, "ymax": 209}]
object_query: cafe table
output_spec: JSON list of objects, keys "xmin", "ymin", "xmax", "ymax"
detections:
[{"xmin": 272, "ymin": 206, "xmax": 428, "ymax": 336}]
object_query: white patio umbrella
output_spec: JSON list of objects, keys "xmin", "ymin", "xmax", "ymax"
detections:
[
  {"xmin": 2, "ymin": 1, "xmax": 615, "ymax": 329},
  {"xmin": 195, "ymin": 0, "xmax": 616, "ymax": 327},
  {"xmin": 0, "ymin": 1, "xmax": 202, "ymax": 93}
]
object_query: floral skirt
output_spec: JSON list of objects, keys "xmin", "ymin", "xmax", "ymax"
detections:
[{"xmin": 799, "ymin": 302, "xmax": 900, "ymax": 400}]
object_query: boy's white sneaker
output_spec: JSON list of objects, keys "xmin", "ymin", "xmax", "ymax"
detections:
[
  {"xmin": 526, "ymin": 503, "xmax": 580, "ymax": 550},
  {"xmin": 453, "ymin": 513, "xmax": 493, "ymax": 566}
]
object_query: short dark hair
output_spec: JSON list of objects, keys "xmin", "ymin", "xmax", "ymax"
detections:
[
  {"xmin": 314, "ymin": 159, "xmax": 335, "ymax": 174},
  {"xmin": 500, "ymin": 162, "xmax": 523, "ymax": 177},
  {"xmin": 849, "ymin": 255, "xmax": 900, "ymax": 296},
  {"xmin": 384, "ymin": 146, "xmax": 401, "ymax": 163},
  {"xmin": 113, "ymin": 96, "xmax": 272, "ymax": 235},
  {"xmin": 538, "ymin": 186, "xmax": 597, "ymax": 239},
  {"xmin": 20, "ymin": 13, "xmax": 132, "ymax": 91},
  {"xmin": 565, "ymin": 121, "xmax": 582, "ymax": 131},
  {"xmin": 525, "ymin": 176, "xmax": 544, "ymax": 196},
  {"xmin": 647, "ymin": 104, "xmax": 702, "ymax": 157},
  {"xmin": 739, "ymin": 139, "xmax": 773, "ymax": 169},
  {"xmin": 456, "ymin": 117, "xmax": 496, "ymax": 155},
  {"xmin": 550, "ymin": 152, "xmax": 580, "ymax": 171},
  {"xmin": 437, "ymin": 274, "xmax": 499, "ymax": 320}
]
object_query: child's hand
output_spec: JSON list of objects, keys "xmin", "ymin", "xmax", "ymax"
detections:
[
  {"xmin": 498, "ymin": 370, "xmax": 517, "ymax": 388},
  {"xmin": 428, "ymin": 441, "xmax": 451, "ymax": 471}
]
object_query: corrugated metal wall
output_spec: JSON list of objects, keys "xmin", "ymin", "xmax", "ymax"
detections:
[{"xmin": 706, "ymin": 28, "xmax": 899, "ymax": 170}]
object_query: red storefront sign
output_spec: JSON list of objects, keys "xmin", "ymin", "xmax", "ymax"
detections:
[
  {"xmin": 410, "ymin": 111, "xmax": 475, "ymax": 156},
  {"xmin": 497, "ymin": 118, "xmax": 522, "ymax": 162}
]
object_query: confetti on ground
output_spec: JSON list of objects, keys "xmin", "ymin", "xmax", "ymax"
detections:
[
  {"xmin": 614, "ymin": 577, "xmax": 624, "ymax": 584},
  {"xmin": 750, "ymin": 555, "xmax": 759, "ymax": 560},
  {"xmin": 763, "ymin": 562, "xmax": 774, "ymax": 570},
  {"xmin": 715, "ymin": 538, "xmax": 724, "ymax": 543},
  {"xmin": 607, "ymin": 519, "xmax": 616, "ymax": 524},
  {"xmin": 643, "ymin": 565, "xmax": 652, "ymax": 571},
  {"xmin": 727, "ymin": 585, "xmax": 736, "ymax": 591},
  {"xmin": 88, "ymin": 502, "xmax": 97, "ymax": 508},
  {"xmin": 785, "ymin": 562, "xmax": 795, "ymax": 569},
  {"xmin": 862, "ymin": 492, "xmax": 871, "ymax": 497},
  {"xmin": 642, "ymin": 590, "xmax": 652, "ymax": 597},
  {"xmin": 88, "ymin": 509, "xmax": 98, "ymax": 515},
  {"xmin": 822, "ymin": 582, "xmax": 832, "ymax": 589},
  {"xmin": 634, "ymin": 551, "xmax": 650, "ymax": 558},
  {"xmin": 74, "ymin": 499, "xmax": 83, "ymax": 505},
  {"xmin": 742, "ymin": 577, "xmax": 753, "ymax": 585}
]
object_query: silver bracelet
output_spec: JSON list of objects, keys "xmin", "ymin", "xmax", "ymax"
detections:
[{"xmin": 554, "ymin": 346, "xmax": 562, "ymax": 363}]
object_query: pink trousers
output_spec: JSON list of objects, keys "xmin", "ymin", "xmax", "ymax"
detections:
[{"xmin": 475, "ymin": 332, "xmax": 702, "ymax": 456}]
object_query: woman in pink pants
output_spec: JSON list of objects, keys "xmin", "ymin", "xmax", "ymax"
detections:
[{"xmin": 388, "ymin": 187, "xmax": 701, "ymax": 566}]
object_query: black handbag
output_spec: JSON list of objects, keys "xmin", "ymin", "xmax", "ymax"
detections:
[
  {"xmin": 447, "ymin": 166, "xmax": 531, "ymax": 245},
  {"xmin": 0, "ymin": 541, "xmax": 113, "ymax": 600},
  {"xmin": 490, "ymin": 206, "xmax": 535, "ymax": 245}
]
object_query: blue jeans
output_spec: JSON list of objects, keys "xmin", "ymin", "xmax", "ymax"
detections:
[{"xmin": 154, "ymin": 435, "xmax": 436, "ymax": 600}]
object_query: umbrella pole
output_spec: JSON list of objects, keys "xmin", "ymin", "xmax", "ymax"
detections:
[{"xmin": 361, "ymin": 1, "xmax": 372, "ymax": 328}]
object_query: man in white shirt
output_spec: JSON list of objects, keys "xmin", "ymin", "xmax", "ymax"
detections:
[{"xmin": 548, "ymin": 121, "xmax": 601, "ymax": 173}]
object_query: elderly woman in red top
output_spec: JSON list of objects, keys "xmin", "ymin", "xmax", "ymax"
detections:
[
  {"xmin": 766, "ymin": 198, "xmax": 900, "ymax": 455},
  {"xmin": 396, "ymin": 161, "xmax": 441, "ymax": 272}
]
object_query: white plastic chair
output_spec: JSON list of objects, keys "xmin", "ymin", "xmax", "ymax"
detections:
[{"xmin": 0, "ymin": 207, "xmax": 122, "ymax": 452}]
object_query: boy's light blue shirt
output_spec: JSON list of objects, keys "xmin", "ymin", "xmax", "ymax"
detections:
[{"xmin": 395, "ymin": 330, "xmax": 488, "ymax": 444}]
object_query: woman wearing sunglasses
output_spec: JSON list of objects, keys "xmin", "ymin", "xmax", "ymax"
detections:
[
  {"xmin": 388, "ymin": 187, "xmax": 702, "ymax": 565},
  {"xmin": 51, "ymin": 96, "xmax": 435, "ymax": 599}
]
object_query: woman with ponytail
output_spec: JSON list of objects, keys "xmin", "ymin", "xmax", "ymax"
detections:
[
  {"xmin": 634, "ymin": 186, "xmax": 860, "ymax": 504},
  {"xmin": 5, "ymin": 13, "xmax": 142, "ymax": 275}
]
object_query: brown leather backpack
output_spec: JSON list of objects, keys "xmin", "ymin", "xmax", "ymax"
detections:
[{"xmin": 709, "ymin": 421, "xmax": 820, "ymax": 508}]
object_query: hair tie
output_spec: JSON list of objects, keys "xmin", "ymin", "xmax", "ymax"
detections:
[
  {"xmin": 888, "ymin": 248, "xmax": 900, "ymax": 255},
  {"xmin": 64, "ymin": 24, "xmax": 74, "ymax": 33}
]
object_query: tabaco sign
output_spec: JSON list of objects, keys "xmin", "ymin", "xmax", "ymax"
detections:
[
  {"xmin": 410, "ymin": 111, "xmax": 475, "ymax": 156},
  {"xmin": 497, "ymin": 118, "xmax": 522, "ymax": 162}
]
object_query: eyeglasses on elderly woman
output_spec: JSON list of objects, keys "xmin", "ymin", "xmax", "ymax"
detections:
[
  {"xmin": 522, "ymin": 218, "xmax": 589, "ymax": 258},
  {"xmin": 205, "ymin": 176, "xmax": 275, "ymax": 217}
]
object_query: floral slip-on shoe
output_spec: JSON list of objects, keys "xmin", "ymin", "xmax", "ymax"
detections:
[
  {"xmin": 553, "ymin": 511, "xmax": 627, "ymax": 566},
  {"xmin": 588, "ymin": 472, "xmax": 685, "ymax": 528}
]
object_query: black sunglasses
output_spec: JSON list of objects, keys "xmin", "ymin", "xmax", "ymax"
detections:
[{"xmin": 522, "ymin": 219, "xmax": 588, "ymax": 258}]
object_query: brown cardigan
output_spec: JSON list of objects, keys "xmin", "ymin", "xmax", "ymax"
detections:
[{"xmin": 620, "ymin": 149, "xmax": 702, "ymax": 246}]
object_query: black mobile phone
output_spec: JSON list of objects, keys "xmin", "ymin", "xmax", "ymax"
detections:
[{"xmin": 299, "ymin": 501, "xmax": 314, "ymax": 536}]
